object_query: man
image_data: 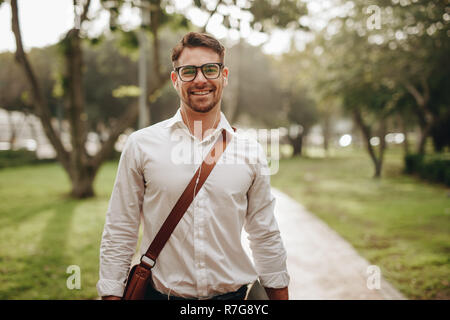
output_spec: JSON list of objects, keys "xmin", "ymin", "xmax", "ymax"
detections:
[{"xmin": 97, "ymin": 32, "xmax": 289, "ymax": 300}]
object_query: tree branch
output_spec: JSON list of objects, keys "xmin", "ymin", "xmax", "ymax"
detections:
[
  {"xmin": 149, "ymin": 0, "xmax": 164, "ymax": 84},
  {"xmin": 353, "ymin": 108, "xmax": 379, "ymax": 171},
  {"xmin": 404, "ymin": 80, "xmax": 434, "ymax": 126},
  {"xmin": 80, "ymin": 0, "xmax": 91, "ymax": 23},
  {"xmin": 420, "ymin": 76, "xmax": 430, "ymax": 105},
  {"xmin": 404, "ymin": 81, "xmax": 425, "ymax": 107},
  {"xmin": 10, "ymin": 0, "xmax": 70, "ymax": 171},
  {"xmin": 90, "ymin": 103, "xmax": 138, "ymax": 168}
]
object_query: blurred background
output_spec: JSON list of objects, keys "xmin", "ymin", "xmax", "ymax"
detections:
[{"xmin": 0, "ymin": 0, "xmax": 448, "ymax": 300}]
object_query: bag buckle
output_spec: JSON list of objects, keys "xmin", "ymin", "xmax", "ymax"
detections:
[{"xmin": 140, "ymin": 255, "xmax": 155, "ymax": 269}]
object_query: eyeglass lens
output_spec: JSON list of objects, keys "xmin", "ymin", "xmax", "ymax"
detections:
[{"xmin": 179, "ymin": 64, "xmax": 220, "ymax": 81}]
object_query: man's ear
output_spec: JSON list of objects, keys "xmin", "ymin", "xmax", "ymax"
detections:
[
  {"xmin": 222, "ymin": 67, "xmax": 229, "ymax": 87},
  {"xmin": 171, "ymin": 71, "xmax": 178, "ymax": 89}
]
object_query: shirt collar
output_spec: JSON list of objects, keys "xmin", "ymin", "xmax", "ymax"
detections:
[{"xmin": 165, "ymin": 107, "xmax": 235, "ymax": 135}]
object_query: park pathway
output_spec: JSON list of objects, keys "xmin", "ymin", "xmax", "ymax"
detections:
[{"xmin": 241, "ymin": 188, "xmax": 406, "ymax": 300}]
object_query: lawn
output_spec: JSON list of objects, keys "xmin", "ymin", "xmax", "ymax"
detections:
[
  {"xmin": 270, "ymin": 146, "xmax": 450, "ymax": 299},
  {"xmin": 0, "ymin": 162, "xmax": 119, "ymax": 299}
]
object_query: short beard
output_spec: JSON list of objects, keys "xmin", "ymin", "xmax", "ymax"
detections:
[
  {"xmin": 183, "ymin": 91, "xmax": 220, "ymax": 113},
  {"xmin": 186, "ymin": 100, "xmax": 217, "ymax": 113}
]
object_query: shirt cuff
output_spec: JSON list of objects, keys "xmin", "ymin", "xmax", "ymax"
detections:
[
  {"xmin": 96, "ymin": 279, "xmax": 126, "ymax": 298},
  {"xmin": 258, "ymin": 271, "xmax": 290, "ymax": 289}
]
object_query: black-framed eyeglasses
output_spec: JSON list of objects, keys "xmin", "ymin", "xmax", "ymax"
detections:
[{"xmin": 174, "ymin": 63, "xmax": 224, "ymax": 82}]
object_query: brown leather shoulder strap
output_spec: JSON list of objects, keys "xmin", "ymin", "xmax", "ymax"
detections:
[{"xmin": 140, "ymin": 128, "xmax": 233, "ymax": 268}]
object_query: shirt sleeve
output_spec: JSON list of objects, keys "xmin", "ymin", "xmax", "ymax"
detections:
[
  {"xmin": 244, "ymin": 142, "xmax": 290, "ymax": 289},
  {"xmin": 96, "ymin": 133, "xmax": 145, "ymax": 297}
]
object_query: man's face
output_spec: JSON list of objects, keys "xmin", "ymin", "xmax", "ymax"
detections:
[{"xmin": 171, "ymin": 47, "xmax": 228, "ymax": 113}]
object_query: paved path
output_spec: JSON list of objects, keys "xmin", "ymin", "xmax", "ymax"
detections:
[{"xmin": 241, "ymin": 188, "xmax": 406, "ymax": 300}]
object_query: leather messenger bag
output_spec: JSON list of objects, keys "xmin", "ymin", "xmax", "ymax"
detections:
[{"xmin": 122, "ymin": 128, "xmax": 233, "ymax": 300}]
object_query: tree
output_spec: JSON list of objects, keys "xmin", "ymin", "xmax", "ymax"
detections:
[
  {"xmin": 299, "ymin": 0, "xmax": 450, "ymax": 176},
  {"xmin": 9, "ymin": 0, "xmax": 186, "ymax": 198},
  {"xmin": 333, "ymin": 0, "xmax": 450, "ymax": 155}
]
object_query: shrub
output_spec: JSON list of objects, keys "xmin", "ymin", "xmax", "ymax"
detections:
[
  {"xmin": 404, "ymin": 153, "xmax": 424, "ymax": 174},
  {"xmin": 0, "ymin": 149, "xmax": 55, "ymax": 169},
  {"xmin": 421, "ymin": 159, "xmax": 450, "ymax": 185},
  {"xmin": 404, "ymin": 153, "xmax": 450, "ymax": 186},
  {"xmin": 445, "ymin": 167, "xmax": 450, "ymax": 187}
]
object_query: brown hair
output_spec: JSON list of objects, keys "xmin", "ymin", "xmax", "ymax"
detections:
[{"xmin": 171, "ymin": 32, "xmax": 225, "ymax": 67}]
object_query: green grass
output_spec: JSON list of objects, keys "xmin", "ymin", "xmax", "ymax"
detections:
[
  {"xmin": 0, "ymin": 162, "xmax": 119, "ymax": 299},
  {"xmin": 271, "ymin": 146, "xmax": 450, "ymax": 300}
]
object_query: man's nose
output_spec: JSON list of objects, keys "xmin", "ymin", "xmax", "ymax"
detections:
[{"xmin": 193, "ymin": 68, "xmax": 208, "ymax": 84}]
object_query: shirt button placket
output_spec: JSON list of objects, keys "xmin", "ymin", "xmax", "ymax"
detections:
[
  {"xmin": 195, "ymin": 138, "xmax": 214, "ymax": 297},
  {"xmin": 193, "ymin": 196, "xmax": 201, "ymax": 297},
  {"xmin": 198, "ymin": 198, "xmax": 208, "ymax": 297}
]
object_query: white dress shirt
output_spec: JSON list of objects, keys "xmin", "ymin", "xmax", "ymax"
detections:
[{"xmin": 96, "ymin": 107, "xmax": 290, "ymax": 299}]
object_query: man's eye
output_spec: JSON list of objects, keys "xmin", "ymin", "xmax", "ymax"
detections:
[
  {"xmin": 204, "ymin": 66, "xmax": 218, "ymax": 73},
  {"xmin": 182, "ymin": 68, "xmax": 196, "ymax": 75}
]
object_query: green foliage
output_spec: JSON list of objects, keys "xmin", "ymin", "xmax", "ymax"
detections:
[
  {"xmin": 111, "ymin": 85, "xmax": 141, "ymax": 98},
  {"xmin": 0, "ymin": 46, "xmax": 62, "ymax": 115},
  {"xmin": 404, "ymin": 153, "xmax": 424, "ymax": 174},
  {"xmin": 164, "ymin": 12, "xmax": 190, "ymax": 31},
  {"xmin": 117, "ymin": 30, "xmax": 139, "ymax": 52},
  {"xmin": 404, "ymin": 153, "xmax": 450, "ymax": 186},
  {"xmin": 419, "ymin": 158, "xmax": 450, "ymax": 186},
  {"xmin": 0, "ymin": 150, "xmax": 55, "ymax": 169},
  {"xmin": 430, "ymin": 102, "xmax": 450, "ymax": 152},
  {"xmin": 87, "ymin": 35, "xmax": 105, "ymax": 47},
  {"xmin": 248, "ymin": 0, "xmax": 308, "ymax": 30},
  {"xmin": 285, "ymin": 87, "xmax": 318, "ymax": 132}
]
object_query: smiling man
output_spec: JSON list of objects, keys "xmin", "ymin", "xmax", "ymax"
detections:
[
  {"xmin": 97, "ymin": 32, "xmax": 290, "ymax": 300},
  {"xmin": 171, "ymin": 33, "xmax": 229, "ymax": 140}
]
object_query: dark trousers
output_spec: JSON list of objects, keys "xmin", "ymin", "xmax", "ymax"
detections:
[{"xmin": 144, "ymin": 283, "xmax": 248, "ymax": 300}]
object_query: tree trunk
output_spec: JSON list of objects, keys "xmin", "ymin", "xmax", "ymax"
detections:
[
  {"xmin": 404, "ymin": 80, "xmax": 433, "ymax": 155},
  {"xmin": 353, "ymin": 109, "xmax": 386, "ymax": 178},
  {"xmin": 289, "ymin": 133, "xmax": 303, "ymax": 157},
  {"xmin": 6, "ymin": 110, "xmax": 18, "ymax": 150},
  {"xmin": 417, "ymin": 122, "xmax": 431, "ymax": 155},
  {"xmin": 227, "ymin": 39, "xmax": 241, "ymax": 123},
  {"xmin": 374, "ymin": 160, "xmax": 382, "ymax": 178},
  {"xmin": 64, "ymin": 27, "xmax": 91, "ymax": 197},
  {"xmin": 398, "ymin": 113, "xmax": 410, "ymax": 155},
  {"xmin": 25, "ymin": 112, "xmax": 40, "ymax": 151},
  {"xmin": 322, "ymin": 113, "xmax": 331, "ymax": 157},
  {"xmin": 69, "ymin": 164, "xmax": 97, "ymax": 198},
  {"xmin": 375, "ymin": 117, "xmax": 387, "ymax": 178}
]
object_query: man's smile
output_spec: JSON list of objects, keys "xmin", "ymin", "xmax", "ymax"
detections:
[
  {"xmin": 190, "ymin": 90, "xmax": 212, "ymax": 96},
  {"xmin": 189, "ymin": 88, "xmax": 214, "ymax": 96}
]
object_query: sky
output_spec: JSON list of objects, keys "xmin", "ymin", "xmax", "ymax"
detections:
[{"xmin": 0, "ymin": 0, "xmax": 340, "ymax": 55}]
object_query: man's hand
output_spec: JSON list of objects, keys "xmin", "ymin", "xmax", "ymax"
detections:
[
  {"xmin": 264, "ymin": 287, "xmax": 289, "ymax": 300},
  {"xmin": 102, "ymin": 295, "xmax": 122, "ymax": 300}
]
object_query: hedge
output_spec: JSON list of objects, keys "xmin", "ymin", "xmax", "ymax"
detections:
[{"xmin": 404, "ymin": 153, "xmax": 450, "ymax": 186}]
